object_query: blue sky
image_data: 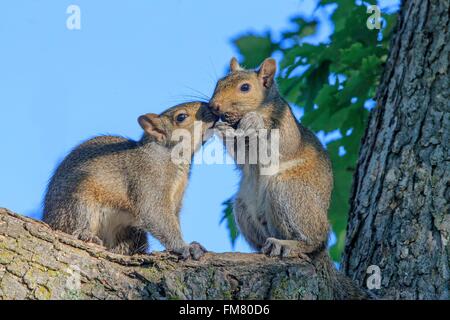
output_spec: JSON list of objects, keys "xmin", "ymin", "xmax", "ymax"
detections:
[{"xmin": 0, "ymin": 0, "xmax": 398, "ymax": 253}]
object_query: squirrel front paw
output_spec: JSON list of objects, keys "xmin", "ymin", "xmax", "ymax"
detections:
[
  {"xmin": 238, "ymin": 112, "xmax": 265, "ymax": 132},
  {"xmin": 172, "ymin": 241, "xmax": 207, "ymax": 260},
  {"xmin": 214, "ymin": 122, "xmax": 235, "ymax": 135},
  {"xmin": 214, "ymin": 122, "xmax": 237, "ymax": 145}
]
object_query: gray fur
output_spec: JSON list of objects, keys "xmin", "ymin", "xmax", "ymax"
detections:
[{"xmin": 44, "ymin": 102, "xmax": 216, "ymax": 259}]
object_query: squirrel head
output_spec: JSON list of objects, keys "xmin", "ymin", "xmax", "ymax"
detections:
[
  {"xmin": 138, "ymin": 101, "xmax": 218, "ymax": 148},
  {"xmin": 209, "ymin": 57, "xmax": 278, "ymax": 126}
]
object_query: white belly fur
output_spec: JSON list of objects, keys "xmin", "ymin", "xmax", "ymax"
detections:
[{"xmin": 237, "ymin": 165, "xmax": 271, "ymax": 236}]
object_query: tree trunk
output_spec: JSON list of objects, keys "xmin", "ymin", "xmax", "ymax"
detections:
[
  {"xmin": 342, "ymin": 0, "xmax": 449, "ymax": 299},
  {"xmin": 0, "ymin": 208, "xmax": 336, "ymax": 300}
]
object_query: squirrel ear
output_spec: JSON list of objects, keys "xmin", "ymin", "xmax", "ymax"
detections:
[
  {"xmin": 138, "ymin": 114, "xmax": 166, "ymax": 142},
  {"xmin": 230, "ymin": 57, "xmax": 242, "ymax": 72},
  {"xmin": 257, "ymin": 58, "xmax": 277, "ymax": 88}
]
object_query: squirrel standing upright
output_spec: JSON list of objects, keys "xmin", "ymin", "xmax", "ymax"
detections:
[
  {"xmin": 209, "ymin": 58, "xmax": 368, "ymax": 299},
  {"xmin": 44, "ymin": 102, "xmax": 217, "ymax": 259}
]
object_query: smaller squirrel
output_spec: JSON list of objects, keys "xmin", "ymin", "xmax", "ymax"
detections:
[
  {"xmin": 209, "ymin": 58, "xmax": 369, "ymax": 299},
  {"xmin": 43, "ymin": 102, "xmax": 217, "ymax": 259}
]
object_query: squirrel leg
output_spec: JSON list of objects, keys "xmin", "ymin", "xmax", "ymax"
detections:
[
  {"xmin": 109, "ymin": 227, "xmax": 148, "ymax": 255},
  {"xmin": 137, "ymin": 204, "xmax": 206, "ymax": 260},
  {"xmin": 265, "ymin": 178, "xmax": 330, "ymax": 258},
  {"xmin": 234, "ymin": 197, "xmax": 268, "ymax": 251},
  {"xmin": 65, "ymin": 202, "xmax": 104, "ymax": 246},
  {"xmin": 44, "ymin": 199, "xmax": 105, "ymax": 247}
]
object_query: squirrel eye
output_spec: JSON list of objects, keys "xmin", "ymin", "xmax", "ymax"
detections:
[
  {"xmin": 240, "ymin": 83, "xmax": 251, "ymax": 92},
  {"xmin": 176, "ymin": 113, "xmax": 188, "ymax": 123}
]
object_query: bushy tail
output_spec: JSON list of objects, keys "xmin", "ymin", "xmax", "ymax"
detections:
[{"xmin": 311, "ymin": 249, "xmax": 375, "ymax": 300}]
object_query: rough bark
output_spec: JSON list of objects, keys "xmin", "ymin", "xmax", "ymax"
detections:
[
  {"xmin": 342, "ymin": 0, "xmax": 449, "ymax": 299},
  {"xmin": 0, "ymin": 208, "xmax": 335, "ymax": 300}
]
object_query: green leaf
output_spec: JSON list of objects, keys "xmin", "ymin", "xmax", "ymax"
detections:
[
  {"xmin": 339, "ymin": 43, "xmax": 368, "ymax": 69},
  {"xmin": 232, "ymin": 32, "xmax": 277, "ymax": 69},
  {"xmin": 301, "ymin": 61, "xmax": 331, "ymax": 112},
  {"xmin": 282, "ymin": 16, "xmax": 318, "ymax": 40},
  {"xmin": 220, "ymin": 198, "xmax": 240, "ymax": 249},
  {"xmin": 382, "ymin": 13, "xmax": 398, "ymax": 42}
]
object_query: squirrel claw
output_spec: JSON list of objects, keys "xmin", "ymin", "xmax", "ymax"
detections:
[
  {"xmin": 214, "ymin": 122, "xmax": 233, "ymax": 130},
  {"xmin": 78, "ymin": 232, "xmax": 104, "ymax": 246},
  {"xmin": 262, "ymin": 238, "xmax": 311, "ymax": 262},
  {"xmin": 172, "ymin": 241, "xmax": 207, "ymax": 261},
  {"xmin": 214, "ymin": 122, "xmax": 235, "ymax": 136},
  {"xmin": 189, "ymin": 241, "xmax": 207, "ymax": 260}
]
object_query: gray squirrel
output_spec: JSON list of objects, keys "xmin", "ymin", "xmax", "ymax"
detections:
[
  {"xmin": 210, "ymin": 58, "xmax": 368, "ymax": 299},
  {"xmin": 43, "ymin": 101, "xmax": 217, "ymax": 259}
]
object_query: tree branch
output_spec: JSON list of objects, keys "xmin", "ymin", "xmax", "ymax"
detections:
[{"xmin": 0, "ymin": 208, "xmax": 333, "ymax": 300}]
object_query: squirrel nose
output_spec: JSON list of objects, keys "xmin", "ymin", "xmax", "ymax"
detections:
[{"xmin": 210, "ymin": 101, "xmax": 222, "ymax": 113}]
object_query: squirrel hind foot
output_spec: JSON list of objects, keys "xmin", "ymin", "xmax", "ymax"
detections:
[
  {"xmin": 77, "ymin": 232, "xmax": 104, "ymax": 247},
  {"xmin": 261, "ymin": 238, "xmax": 311, "ymax": 262}
]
